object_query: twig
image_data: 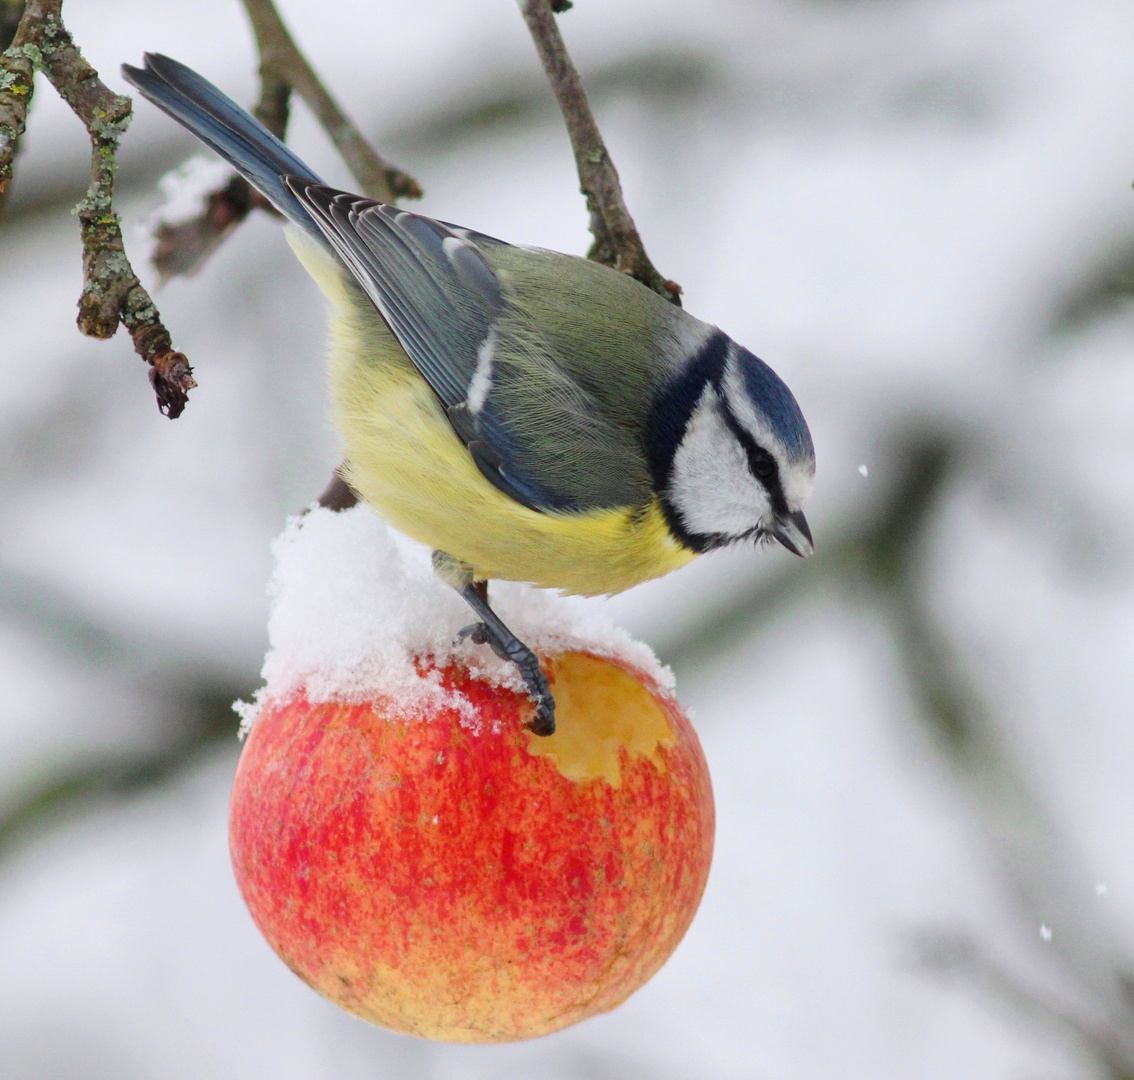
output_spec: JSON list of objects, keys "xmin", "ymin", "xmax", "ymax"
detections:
[
  {"xmin": 251, "ymin": 64, "xmax": 290, "ymax": 140},
  {"xmin": 0, "ymin": 0, "xmax": 22, "ymax": 49},
  {"xmin": 913, "ymin": 928, "xmax": 1134, "ymax": 1079},
  {"xmin": 240, "ymin": 0, "xmax": 420, "ymax": 203},
  {"xmin": 151, "ymin": 0, "xmax": 420, "ymax": 283},
  {"xmin": 315, "ymin": 469, "xmax": 359, "ymax": 512},
  {"xmin": 149, "ymin": 75, "xmax": 286, "ymax": 282},
  {"xmin": 0, "ymin": 0, "xmax": 32, "ymax": 207},
  {"xmin": 237, "ymin": 0, "xmax": 421, "ymax": 507},
  {"xmin": 150, "ymin": 173, "xmax": 260, "ymax": 282},
  {"xmin": 520, "ymin": 0, "xmax": 681, "ymax": 304},
  {"xmin": 1, "ymin": 0, "xmax": 195, "ymax": 417},
  {"xmin": 149, "ymin": 58, "xmax": 288, "ymax": 281}
]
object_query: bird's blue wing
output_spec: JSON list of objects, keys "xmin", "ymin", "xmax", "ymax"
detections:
[
  {"xmin": 121, "ymin": 57, "xmax": 652, "ymax": 512},
  {"xmin": 291, "ymin": 184, "xmax": 501, "ymax": 408},
  {"xmin": 290, "ymin": 182, "xmax": 649, "ymax": 512}
]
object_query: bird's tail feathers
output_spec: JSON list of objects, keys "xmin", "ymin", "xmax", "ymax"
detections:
[{"xmin": 121, "ymin": 53, "xmax": 323, "ymax": 237}]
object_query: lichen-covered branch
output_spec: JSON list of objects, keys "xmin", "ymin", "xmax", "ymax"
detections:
[
  {"xmin": 520, "ymin": 0, "xmax": 681, "ymax": 304},
  {"xmin": 0, "ymin": 1, "xmax": 32, "ymax": 207},
  {"xmin": 1, "ymin": 0, "xmax": 194, "ymax": 416}
]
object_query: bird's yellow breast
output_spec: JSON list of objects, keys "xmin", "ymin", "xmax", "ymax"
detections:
[{"xmin": 295, "ymin": 234, "xmax": 696, "ymax": 597}]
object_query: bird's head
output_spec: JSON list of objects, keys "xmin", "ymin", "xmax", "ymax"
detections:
[{"xmin": 653, "ymin": 333, "xmax": 815, "ymax": 558}]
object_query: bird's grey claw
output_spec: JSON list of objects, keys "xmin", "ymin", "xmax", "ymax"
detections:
[
  {"xmin": 527, "ymin": 692, "xmax": 556, "ymax": 737},
  {"xmin": 516, "ymin": 655, "xmax": 555, "ymax": 737},
  {"xmin": 456, "ymin": 620, "xmax": 556, "ymax": 735},
  {"xmin": 457, "ymin": 621, "xmax": 491, "ymax": 647},
  {"xmin": 450, "ymin": 573, "xmax": 556, "ymax": 735}
]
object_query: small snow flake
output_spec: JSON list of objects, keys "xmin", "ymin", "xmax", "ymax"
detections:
[
  {"xmin": 432, "ymin": 815, "xmax": 440, "ymax": 825},
  {"xmin": 858, "ymin": 464, "xmax": 869, "ymax": 477},
  {"xmin": 1096, "ymin": 883, "xmax": 1109, "ymax": 897},
  {"xmin": 1040, "ymin": 924, "xmax": 1053, "ymax": 942}
]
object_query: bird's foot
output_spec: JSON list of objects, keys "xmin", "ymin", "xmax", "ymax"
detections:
[
  {"xmin": 434, "ymin": 551, "xmax": 556, "ymax": 736},
  {"xmin": 456, "ymin": 619, "xmax": 555, "ymax": 736}
]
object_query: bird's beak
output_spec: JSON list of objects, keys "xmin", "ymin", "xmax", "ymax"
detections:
[{"xmin": 771, "ymin": 509, "xmax": 814, "ymax": 558}]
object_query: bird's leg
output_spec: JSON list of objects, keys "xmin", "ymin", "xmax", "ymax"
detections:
[{"xmin": 432, "ymin": 551, "xmax": 555, "ymax": 736}]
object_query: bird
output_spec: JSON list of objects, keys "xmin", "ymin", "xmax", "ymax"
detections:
[{"xmin": 122, "ymin": 53, "xmax": 816, "ymax": 737}]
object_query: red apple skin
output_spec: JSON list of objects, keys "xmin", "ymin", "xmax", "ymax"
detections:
[{"xmin": 229, "ymin": 651, "xmax": 714, "ymax": 1042}]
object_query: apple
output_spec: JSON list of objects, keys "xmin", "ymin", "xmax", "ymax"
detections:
[{"xmin": 229, "ymin": 650, "xmax": 714, "ymax": 1042}]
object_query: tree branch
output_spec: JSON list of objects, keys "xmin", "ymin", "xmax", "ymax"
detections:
[
  {"xmin": 150, "ymin": 172, "xmax": 267, "ymax": 282},
  {"xmin": 240, "ymin": 0, "xmax": 420, "ymax": 204},
  {"xmin": 316, "ymin": 469, "xmax": 360, "ymax": 512},
  {"xmin": 520, "ymin": 0, "xmax": 681, "ymax": 304},
  {"xmin": 0, "ymin": 0, "xmax": 32, "ymax": 210},
  {"xmin": 0, "ymin": 0, "xmax": 22, "ymax": 49},
  {"xmin": 1, "ymin": 0, "xmax": 194, "ymax": 416},
  {"xmin": 151, "ymin": 0, "xmax": 421, "ymax": 283},
  {"xmin": 149, "ymin": 67, "xmax": 287, "ymax": 282},
  {"xmin": 913, "ymin": 928, "xmax": 1134, "ymax": 1079}
]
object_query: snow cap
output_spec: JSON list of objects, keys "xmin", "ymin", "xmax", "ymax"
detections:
[{"xmin": 236, "ymin": 505, "xmax": 672, "ymax": 735}]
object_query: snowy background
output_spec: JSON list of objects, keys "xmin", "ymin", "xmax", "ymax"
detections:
[{"xmin": 3, "ymin": 0, "xmax": 1134, "ymax": 1076}]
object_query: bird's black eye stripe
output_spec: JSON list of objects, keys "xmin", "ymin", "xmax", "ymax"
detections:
[{"xmin": 718, "ymin": 404, "xmax": 788, "ymax": 514}]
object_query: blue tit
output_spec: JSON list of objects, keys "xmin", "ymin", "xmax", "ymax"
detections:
[{"xmin": 122, "ymin": 54, "xmax": 816, "ymax": 735}]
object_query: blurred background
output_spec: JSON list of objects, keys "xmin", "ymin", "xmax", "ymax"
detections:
[{"xmin": 3, "ymin": 0, "xmax": 1134, "ymax": 1076}]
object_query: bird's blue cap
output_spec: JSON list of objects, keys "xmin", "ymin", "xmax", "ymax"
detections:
[{"xmin": 735, "ymin": 346, "xmax": 814, "ymax": 462}]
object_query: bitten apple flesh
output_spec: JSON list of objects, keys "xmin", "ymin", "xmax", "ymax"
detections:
[{"xmin": 229, "ymin": 651, "xmax": 714, "ymax": 1042}]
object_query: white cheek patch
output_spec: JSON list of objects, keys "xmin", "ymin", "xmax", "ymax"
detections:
[
  {"xmin": 721, "ymin": 351, "xmax": 815, "ymax": 508},
  {"xmin": 668, "ymin": 386, "xmax": 772, "ymax": 539}
]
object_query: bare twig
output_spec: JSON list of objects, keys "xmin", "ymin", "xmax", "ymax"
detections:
[
  {"xmin": 238, "ymin": 0, "xmax": 421, "ymax": 505},
  {"xmin": 149, "ymin": 58, "xmax": 288, "ymax": 281},
  {"xmin": 149, "ymin": 78, "xmax": 286, "ymax": 282},
  {"xmin": 1, "ymin": 0, "xmax": 194, "ymax": 416},
  {"xmin": 150, "ymin": 173, "xmax": 273, "ymax": 282},
  {"xmin": 914, "ymin": 928, "xmax": 1134, "ymax": 1079},
  {"xmin": 240, "ymin": 0, "xmax": 420, "ymax": 203},
  {"xmin": 151, "ymin": 0, "xmax": 420, "ymax": 283},
  {"xmin": 251, "ymin": 65, "xmax": 290, "ymax": 140},
  {"xmin": 315, "ymin": 469, "xmax": 360, "ymax": 512},
  {"xmin": 520, "ymin": 0, "xmax": 681, "ymax": 304}
]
